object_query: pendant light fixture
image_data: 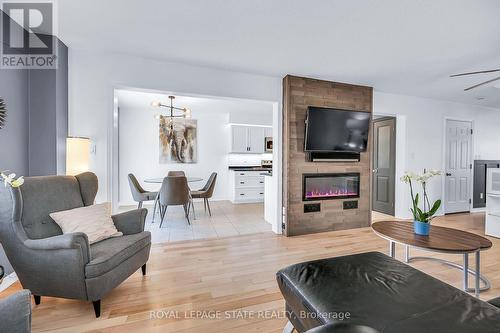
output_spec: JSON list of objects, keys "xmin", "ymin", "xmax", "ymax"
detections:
[{"xmin": 151, "ymin": 96, "xmax": 191, "ymax": 119}]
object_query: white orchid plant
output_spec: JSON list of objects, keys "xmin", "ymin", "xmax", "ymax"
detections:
[
  {"xmin": 1, "ymin": 171, "xmax": 24, "ymax": 188},
  {"xmin": 401, "ymin": 170, "xmax": 442, "ymax": 223}
]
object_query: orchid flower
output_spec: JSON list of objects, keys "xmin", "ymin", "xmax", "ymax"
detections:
[{"xmin": 0, "ymin": 171, "xmax": 24, "ymax": 188}]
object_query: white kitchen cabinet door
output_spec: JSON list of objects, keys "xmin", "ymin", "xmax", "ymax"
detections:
[
  {"xmin": 231, "ymin": 126, "xmax": 249, "ymax": 153},
  {"xmin": 264, "ymin": 127, "xmax": 273, "ymax": 138},
  {"xmin": 248, "ymin": 127, "xmax": 265, "ymax": 153}
]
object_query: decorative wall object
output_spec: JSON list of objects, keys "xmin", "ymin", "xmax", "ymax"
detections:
[
  {"xmin": 0, "ymin": 98, "xmax": 6, "ymax": 129},
  {"xmin": 159, "ymin": 116, "xmax": 197, "ymax": 163}
]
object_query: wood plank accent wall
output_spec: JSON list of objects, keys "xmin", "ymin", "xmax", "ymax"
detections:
[{"xmin": 282, "ymin": 75, "xmax": 373, "ymax": 236}]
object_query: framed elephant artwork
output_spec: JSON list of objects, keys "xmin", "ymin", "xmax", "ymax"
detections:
[{"xmin": 159, "ymin": 117, "xmax": 197, "ymax": 164}]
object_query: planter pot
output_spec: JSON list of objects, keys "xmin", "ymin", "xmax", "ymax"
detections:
[{"xmin": 413, "ymin": 220, "xmax": 430, "ymax": 236}]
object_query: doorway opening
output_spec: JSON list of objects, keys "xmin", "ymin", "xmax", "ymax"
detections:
[
  {"xmin": 112, "ymin": 88, "xmax": 281, "ymax": 243},
  {"xmin": 372, "ymin": 116, "xmax": 396, "ymax": 219},
  {"xmin": 443, "ymin": 119, "xmax": 473, "ymax": 214}
]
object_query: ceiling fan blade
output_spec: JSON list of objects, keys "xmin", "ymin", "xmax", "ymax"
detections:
[
  {"xmin": 451, "ymin": 69, "xmax": 500, "ymax": 77},
  {"xmin": 464, "ymin": 76, "xmax": 500, "ymax": 91}
]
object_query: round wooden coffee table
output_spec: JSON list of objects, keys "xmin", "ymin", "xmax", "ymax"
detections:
[{"xmin": 372, "ymin": 221, "xmax": 492, "ymax": 297}]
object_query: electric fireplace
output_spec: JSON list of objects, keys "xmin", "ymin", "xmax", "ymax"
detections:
[{"xmin": 303, "ymin": 173, "xmax": 360, "ymax": 201}]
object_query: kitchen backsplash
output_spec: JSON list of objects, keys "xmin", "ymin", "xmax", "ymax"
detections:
[{"xmin": 228, "ymin": 154, "xmax": 272, "ymax": 166}]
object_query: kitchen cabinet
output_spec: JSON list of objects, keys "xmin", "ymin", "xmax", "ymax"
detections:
[
  {"xmin": 231, "ymin": 126, "xmax": 249, "ymax": 153},
  {"xmin": 229, "ymin": 170, "xmax": 267, "ymax": 203},
  {"xmin": 264, "ymin": 127, "xmax": 273, "ymax": 138},
  {"xmin": 230, "ymin": 125, "xmax": 266, "ymax": 153},
  {"xmin": 248, "ymin": 127, "xmax": 265, "ymax": 153}
]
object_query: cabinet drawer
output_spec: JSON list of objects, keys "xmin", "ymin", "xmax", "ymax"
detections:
[
  {"xmin": 235, "ymin": 189, "xmax": 265, "ymax": 200},
  {"xmin": 235, "ymin": 177, "xmax": 265, "ymax": 188},
  {"xmin": 234, "ymin": 171, "xmax": 263, "ymax": 177}
]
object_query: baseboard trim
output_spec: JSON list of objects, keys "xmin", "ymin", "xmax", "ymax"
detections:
[{"xmin": 0, "ymin": 272, "xmax": 18, "ymax": 293}]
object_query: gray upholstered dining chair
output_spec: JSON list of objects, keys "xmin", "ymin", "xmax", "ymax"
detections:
[
  {"xmin": 158, "ymin": 176, "xmax": 193, "ymax": 227},
  {"xmin": 0, "ymin": 172, "xmax": 151, "ymax": 318},
  {"xmin": 167, "ymin": 171, "xmax": 185, "ymax": 177},
  {"xmin": 128, "ymin": 173, "xmax": 158, "ymax": 212},
  {"xmin": 191, "ymin": 172, "xmax": 217, "ymax": 216},
  {"xmin": 0, "ymin": 290, "xmax": 32, "ymax": 333}
]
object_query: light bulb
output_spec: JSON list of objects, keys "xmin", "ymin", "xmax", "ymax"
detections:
[{"xmin": 151, "ymin": 101, "xmax": 161, "ymax": 107}]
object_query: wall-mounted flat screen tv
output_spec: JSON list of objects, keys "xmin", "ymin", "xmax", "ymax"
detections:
[{"xmin": 304, "ymin": 107, "xmax": 371, "ymax": 153}]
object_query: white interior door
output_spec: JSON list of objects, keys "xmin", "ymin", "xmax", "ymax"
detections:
[{"xmin": 445, "ymin": 120, "xmax": 472, "ymax": 214}]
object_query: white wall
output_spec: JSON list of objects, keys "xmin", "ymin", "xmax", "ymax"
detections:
[
  {"xmin": 374, "ymin": 92, "xmax": 500, "ymax": 219},
  {"xmin": 119, "ymin": 107, "xmax": 230, "ymax": 205},
  {"xmin": 118, "ymin": 101, "xmax": 273, "ymax": 205},
  {"xmin": 68, "ymin": 48, "xmax": 500, "ymax": 222},
  {"xmin": 68, "ymin": 49, "xmax": 282, "ymax": 203}
]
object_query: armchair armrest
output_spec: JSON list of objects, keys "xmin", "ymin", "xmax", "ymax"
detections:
[
  {"xmin": 112, "ymin": 208, "xmax": 147, "ymax": 235},
  {"xmin": 24, "ymin": 232, "xmax": 90, "ymax": 264},
  {"xmin": 0, "ymin": 290, "xmax": 32, "ymax": 333}
]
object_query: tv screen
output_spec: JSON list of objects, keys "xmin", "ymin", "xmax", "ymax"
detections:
[{"xmin": 304, "ymin": 107, "xmax": 371, "ymax": 152}]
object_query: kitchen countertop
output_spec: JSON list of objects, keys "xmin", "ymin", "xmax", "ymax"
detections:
[{"xmin": 229, "ymin": 166, "xmax": 272, "ymax": 172}]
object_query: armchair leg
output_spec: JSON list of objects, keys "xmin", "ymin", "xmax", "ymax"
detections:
[
  {"xmin": 33, "ymin": 295, "xmax": 41, "ymax": 305},
  {"xmin": 138, "ymin": 201, "xmax": 143, "ymax": 209},
  {"xmin": 141, "ymin": 264, "xmax": 147, "ymax": 276},
  {"xmin": 93, "ymin": 300, "xmax": 101, "ymax": 318},
  {"xmin": 204, "ymin": 198, "xmax": 207, "ymax": 212}
]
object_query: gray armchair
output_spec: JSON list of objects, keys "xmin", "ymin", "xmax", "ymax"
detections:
[
  {"xmin": 0, "ymin": 290, "xmax": 32, "ymax": 333},
  {"xmin": 0, "ymin": 172, "xmax": 151, "ymax": 318}
]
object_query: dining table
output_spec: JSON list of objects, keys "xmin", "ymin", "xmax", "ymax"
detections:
[{"xmin": 144, "ymin": 177, "xmax": 203, "ymax": 184}]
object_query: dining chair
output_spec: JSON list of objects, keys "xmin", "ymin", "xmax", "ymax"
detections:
[
  {"xmin": 167, "ymin": 171, "xmax": 185, "ymax": 177},
  {"xmin": 158, "ymin": 176, "xmax": 193, "ymax": 227},
  {"xmin": 128, "ymin": 174, "xmax": 158, "ymax": 216},
  {"xmin": 191, "ymin": 172, "xmax": 217, "ymax": 216}
]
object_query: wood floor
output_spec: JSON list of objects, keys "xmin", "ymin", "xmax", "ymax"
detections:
[{"xmin": 4, "ymin": 212, "xmax": 500, "ymax": 332}]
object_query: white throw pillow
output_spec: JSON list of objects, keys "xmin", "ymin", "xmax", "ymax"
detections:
[{"xmin": 50, "ymin": 203, "xmax": 122, "ymax": 244}]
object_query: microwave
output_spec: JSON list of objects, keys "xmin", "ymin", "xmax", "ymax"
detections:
[
  {"xmin": 265, "ymin": 137, "xmax": 273, "ymax": 152},
  {"xmin": 487, "ymin": 169, "xmax": 500, "ymax": 195}
]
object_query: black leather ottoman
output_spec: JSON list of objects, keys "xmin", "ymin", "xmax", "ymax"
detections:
[{"xmin": 277, "ymin": 252, "xmax": 500, "ymax": 333}]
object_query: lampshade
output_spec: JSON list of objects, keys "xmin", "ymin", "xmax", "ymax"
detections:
[{"xmin": 66, "ymin": 137, "xmax": 90, "ymax": 176}]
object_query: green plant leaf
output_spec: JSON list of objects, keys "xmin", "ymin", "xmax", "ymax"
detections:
[
  {"xmin": 428, "ymin": 199, "xmax": 442, "ymax": 216},
  {"xmin": 414, "ymin": 193, "xmax": 419, "ymax": 207}
]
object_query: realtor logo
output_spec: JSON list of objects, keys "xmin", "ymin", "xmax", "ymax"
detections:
[{"xmin": 1, "ymin": 1, "xmax": 57, "ymax": 69}]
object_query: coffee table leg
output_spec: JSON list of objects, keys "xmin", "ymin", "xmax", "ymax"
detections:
[
  {"xmin": 389, "ymin": 241, "xmax": 395, "ymax": 258},
  {"xmin": 463, "ymin": 253, "xmax": 469, "ymax": 291},
  {"xmin": 405, "ymin": 245, "xmax": 409, "ymax": 263},
  {"xmin": 475, "ymin": 251, "xmax": 480, "ymax": 297}
]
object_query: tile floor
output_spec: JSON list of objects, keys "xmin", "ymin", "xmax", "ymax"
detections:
[{"xmin": 118, "ymin": 200, "xmax": 272, "ymax": 243}]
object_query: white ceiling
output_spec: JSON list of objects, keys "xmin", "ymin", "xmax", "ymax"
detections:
[
  {"xmin": 115, "ymin": 89, "xmax": 273, "ymax": 115},
  {"xmin": 59, "ymin": 0, "xmax": 500, "ymax": 108}
]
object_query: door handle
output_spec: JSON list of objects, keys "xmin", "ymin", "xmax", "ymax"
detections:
[
  {"xmin": 446, "ymin": 173, "xmax": 452, "ymax": 176},
  {"xmin": 373, "ymin": 169, "xmax": 378, "ymax": 173}
]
